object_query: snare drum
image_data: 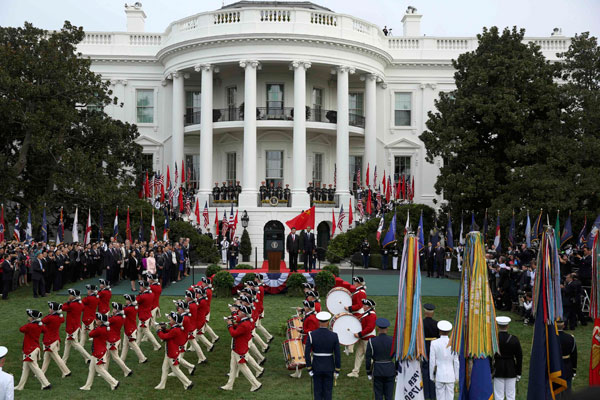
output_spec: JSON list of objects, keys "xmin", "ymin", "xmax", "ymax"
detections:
[
  {"xmin": 282, "ymin": 339, "xmax": 305, "ymax": 370},
  {"xmin": 326, "ymin": 287, "xmax": 352, "ymax": 315},
  {"xmin": 329, "ymin": 312, "xmax": 362, "ymax": 346}
]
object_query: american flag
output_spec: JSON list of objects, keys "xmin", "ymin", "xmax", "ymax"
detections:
[
  {"xmin": 357, "ymin": 193, "xmax": 365, "ymax": 220},
  {"xmin": 374, "ymin": 166, "xmax": 377, "ymax": 187},
  {"xmin": 356, "ymin": 167, "xmax": 361, "ymax": 188},
  {"xmin": 185, "ymin": 196, "xmax": 191, "ymax": 215},
  {"xmin": 174, "ymin": 164, "xmax": 179, "ymax": 188},
  {"xmin": 228, "ymin": 206, "xmax": 235, "ymax": 238},
  {"xmin": 154, "ymin": 173, "xmax": 162, "ymax": 194},
  {"xmin": 221, "ymin": 210, "xmax": 229, "ymax": 235},
  {"xmin": 376, "ymin": 187, "xmax": 382, "ymax": 212},
  {"xmin": 168, "ymin": 185, "xmax": 175, "ymax": 205},
  {"xmin": 202, "ymin": 201, "xmax": 209, "ymax": 229},
  {"xmin": 337, "ymin": 205, "xmax": 345, "ymax": 232},
  {"xmin": 333, "ymin": 163, "xmax": 337, "ymax": 188}
]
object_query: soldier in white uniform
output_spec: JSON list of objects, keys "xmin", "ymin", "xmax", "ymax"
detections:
[
  {"xmin": 429, "ymin": 320, "xmax": 459, "ymax": 400},
  {"xmin": 221, "ymin": 238, "xmax": 230, "ymax": 265},
  {"xmin": 0, "ymin": 346, "xmax": 14, "ymax": 400}
]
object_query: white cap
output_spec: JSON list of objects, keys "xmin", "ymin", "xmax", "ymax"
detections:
[
  {"xmin": 0, "ymin": 346, "xmax": 7, "ymax": 359},
  {"xmin": 496, "ymin": 316, "xmax": 511, "ymax": 326},
  {"xmin": 437, "ymin": 320, "xmax": 452, "ymax": 332},
  {"xmin": 316, "ymin": 311, "xmax": 332, "ymax": 322}
]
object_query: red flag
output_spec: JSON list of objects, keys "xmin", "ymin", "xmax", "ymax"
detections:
[
  {"xmin": 166, "ymin": 165, "xmax": 171, "ymax": 190},
  {"xmin": 160, "ymin": 181, "xmax": 165, "ymax": 203},
  {"xmin": 285, "ymin": 206, "xmax": 316, "ymax": 231},
  {"xmin": 181, "ymin": 160, "xmax": 185, "ymax": 185},
  {"xmin": 349, "ymin": 198, "xmax": 353, "ymax": 226},
  {"xmin": 395, "ymin": 177, "xmax": 400, "ymax": 200},
  {"xmin": 178, "ymin": 190, "xmax": 184, "ymax": 212},
  {"xmin": 591, "ymin": 318, "xmax": 600, "ymax": 385},
  {"xmin": 0, "ymin": 204, "xmax": 5, "ymax": 242},
  {"xmin": 411, "ymin": 176, "xmax": 415, "ymax": 201},
  {"xmin": 215, "ymin": 208, "xmax": 219, "ymax": 236},
  {"xmin": 366, "ymin": 163, "xmax": 370, "ymax": 187},
  {"xmin": 126, "ymin": 207, "xmax": 132, "ymax": 242},
  {"xmin": 382, "ymin": 170, "xmax": 386, "ymax": 194},
  {"xmin": 331, "ymin": 208, "xmax": 336, "ymax": 237},
  {"xmin": 194, "ymin": 200, "xmax": 200, "ymax": 224},
  {"xmin": 366, "ymin": 189, "xmax": 372, "ymax": 215},
  {"xmin": 386, "ymin": 176, "xmax": 391, "ymax": 203},
  {"xmin": 144, "ymin": 171, "xmax": 150, "ymax": 198}
]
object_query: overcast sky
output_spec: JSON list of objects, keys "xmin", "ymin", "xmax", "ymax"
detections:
[{"xmin": 1, "ymin": 0, "xmax": 598, "ymax": 38}]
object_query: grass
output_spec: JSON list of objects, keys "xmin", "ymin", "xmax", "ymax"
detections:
[{"xmin": 0, "ymin": 282, "xmax": 593, "ymax": 400}]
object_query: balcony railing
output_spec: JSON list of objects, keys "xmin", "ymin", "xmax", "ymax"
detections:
[
  {"xmin": 349, "ymin": 113, "xmax": 365, "ymax": 128},
  {"xmin": 257, "ymin": 107, "xmax": 293, "ymax": 120}
]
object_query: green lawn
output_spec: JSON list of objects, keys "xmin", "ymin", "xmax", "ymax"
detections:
[{"xmin": 0, "ymin": 283, "xmax": 593, "ymax": 399}]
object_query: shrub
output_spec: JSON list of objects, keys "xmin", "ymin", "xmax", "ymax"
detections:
[
  {"xmin": 237, "ymin": 264, "xmax": 253, "ymax": 269},
  {"xmin": 240, "ymin": 229, "xmax": 252, "ymax": 261},
  {"xmin": 314, "ymin": 270, "xmax": 335, "ymax": 294},
  {"xmin": 369, "ymin": 253, "xmax": 382, "ymax": 269},
  {"xmin": 323, "ymin": 265, "xmax": 340, "ymax": 277},
  {"xmin": 205, "ymin": 264, "xmax": 222, "ymax": 278},
  {"xmin": 169, "ymin": 220, "xmax": 220, "ymax": 264},
  {"xmin": 213, "ymin": 270, "xmax": 234, "ymax": 297},
  {"xmin": 243, "ymin": 272, "xmax": 257, "ymax": 284},
  {"xmin": 286, "ymin": 273, "xmax": 307, "ymax": 297}
]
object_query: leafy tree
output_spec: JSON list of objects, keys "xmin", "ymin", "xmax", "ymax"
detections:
[{"xmin": 0, "ymin": 22, "xmax": 143, "ymax": 224}]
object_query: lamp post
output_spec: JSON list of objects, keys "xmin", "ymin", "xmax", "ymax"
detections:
[
  {"xmin": 241, "ymin": 210, "xmax": 249, "ymax": 229},
  {"xmin": 241, "ymin": 210, "xmax": 251, "ymax": 262}
]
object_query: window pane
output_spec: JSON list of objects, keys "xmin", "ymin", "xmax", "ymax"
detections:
[
  {"xmin": 266, "ymin": 151, "xmax": 283, "ymax": 181},
  {"xmin": 186, "ymin": 91, "xmax": 201, "ymax": 108},
  {"xmin": 227, "ymin": 152, "xmax": 237, "ymax": 184},
  {"xmin": 227, "ymin": 87, "xmax": 237, "ymax": 107},
  {"xmin": 137, "ymin": 107, "xmax": 153, "ymax": 123},
  {"xmin": 394, "ymin": 93, "xmax": 411, "ymax": 110},
  {"xmin": 394, "ymin": 110, "xmax": 411, "ymax": 126},
  {"xmin": 136, "ymin": 89, "xmax": 154, "ymax": 123},
  {"xmin": 394, "ymin": 156, "xmax": 412, "ymax": 182},
  {"xmin": 349, "ymin": 93, "xmax": 364, "ymax": 116}
]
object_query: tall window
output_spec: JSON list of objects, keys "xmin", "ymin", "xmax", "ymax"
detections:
[
  {"xmin": 141, "ymin": 153, "xmax": 153, "ymax": 173},
  {"xmin": 394, "ymin": 156, "xmax": 411, "ymax": 183},
  {"xmin": 349, "ymin": 155, "xmax": 363, "ymax": 191},
  {"xmin": 266, "ymin": 150, "xmax": 284, "ymax": 188},
  {"xmin": 266, "ymin": 84, "xmax": 284, "ymax": 118},
  {"xmin": 136, "ymin": 89, "xmax": 154, "ymax": 123},
  {"xmin": 313, "ymin": 153, "xmax": 323, "ymax": 188},
  {"xmin": 185, "ymin": 91, "xmax": 201, "ymax": 125},
  {"xmin": 185, "ymin": 155, "xmax": 200, "ymax": 189},
  {"xmin": 312, "ymin": 88, "xmax": 323, "ymax": 122},
  {"xmin": 226, "ymin": 86, "xmax": 237, "ymax": 121},
  {"xmin": 394, "ymin": 92, "xmax": 411, "ymax": 126},
  {"xmin": 349, "ymin": 92, "xmax": 364, "ymax": 116},
  {"xmin": 226, "ymin": 152, "xmax": 237, "ymax": 185}
]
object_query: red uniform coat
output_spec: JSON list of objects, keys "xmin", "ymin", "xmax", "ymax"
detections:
[
  {"xmin": 314, "ymin": 301, "xmax": 322, "ymax": 313},
  {"xmin": 108, "ymin": 314, "xmax": 125, "ymax": 346},
  {"xmin": 98, "ymin": 288, "xmax": 112, "ymax": 314},
  {"xmin": 349, "ymin": 288, "xmax": 367, "ymax": 313},
  {"xmin": 358, "ymin": 311, "xmax": 377, "ymax": 340},
  {"xmin": 82, "ymin": 295, "xmax": 99, "ymax": 325},
  {"xmin": 123, "ymin": 304, "xmax": 138, "ymax": 337},
  {"xmin": 20, "ymin": 322, "xmax": 45, "ymax": 358},
  {"xmin": 89, "ymin": 325, "xmax": 109, "ymax": 362},
  {"xmin": 137, "ymin": 291, "xmax": 153, "ymax": 323},
  {"xmin": 229, "ymin": 318, "xmax": 253, "ymax": 359},
  {"xmin": 206, "ymin": 287, "xmax": 213, "ymax": 308},
  {"xmin": 150, "ymin": 283, "xmax": 162, "ymax": 310},
  {"xmin": 42, "ymin": 313, "xmax": 64, "ymax": 347},
  {"xmin": 302, "ymin": 312, "xmax": 320, "ymax": 344},
  {"xmin": 182, "ymin": 313, "xmax": 195, "ymax": 340},
  {"xmin": 62, "ymin": 300, "xmax": 84, "ymax": 336},
  {"xmin": 196, "ymin": 297, "xmax": 209, "ymax": 331},
  {"xmin": 158, "ymin": 326, "xmax": 186, "ymax": 361}
]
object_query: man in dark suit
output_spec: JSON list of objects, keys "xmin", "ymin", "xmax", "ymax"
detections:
[
  {"xmin": 422, "ymin": 303, "xmax": 439, "ymax": 400},
  {"xmin": 303, "ymin": 226, "xmax": 316, "ymax": 272},
  {"xmin": 32, "ymin": 250, "xmax": 47, "ymax": 298},
  {"xmin": 434, "ymin": 242, "xmax": 445, "ymax": 278},
  {"xmin": 305, "ymin": 311, "xmax": 341, "ymax": 400},
  {"xmin": 492, "ymin": 316, "xmax": 522, "ymax": 400},
  {"xmin": 425, "ymin": 242, "xmax": 434, "ymax": 277},
  {"xmin": 2, "ymin": 251, "xmax": 15, "ymax": 300},
  {"xmin": 366, "ymin": 317, "xmax": 397, "ymax": 400},
  {"xmin": 104, "ymin": 242, "xmax": 115, "ymax": 284},
  {"xmin": 286, "ymin": 227, "xmax": 300, "ymax": 272}
]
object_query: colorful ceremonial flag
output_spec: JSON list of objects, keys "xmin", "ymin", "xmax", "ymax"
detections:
[
  {"xmin": 174, "ymin": 163, "xmax": 179, "ymax": 189},
  {"xmin": 459, "ymin": 215, "xmax": 465, "ymax": 245},
  {"xmin": 590, "ymin": 231, "xmax": 600, "ymax": 385},
  {"xmin": 376, "ymin": 187, "xmax": 382, "ymax": 212},
  {"xmin": 494, "ymin": 214, "xmax": 501, "ymax": 254},
  {"xmin": 285, "ymin": 206, "xmax": 316, "ymax": 231},
  {"xmin": 357, "ymin": 193, "xmax": 364, "ymax": 221},
  {"xmin": 160, "ymin": 176, "xmax": 165, "ymax": 203},
  {"xmin": 418, "ymin": 211, "xmax": 425, "ymax": 251},
  {"xmin": 113, "ymin": 207, "xmax": 119, "ymax": 239},
  {"xmin": 331, "ymin": 208, "xmax": 336, "ymax": 237},
  {"xmin": 126, "ymin": 207, "xmax": 132, "ymax": 243},
  {"xmin": 577, "ymin": 215, "xmax": 587, "ymax": 249},
  {"xmin": 228, "ymin": 206, "xmax": 235, "ymax": 239},
  {"xmin": 385, "ymin": 176, "xmax": 391, "ymax": 203},
  {"xmin": 337, "ymin": 205, "xmax": 345, "ymax": 233},
  {"xmin": 401, "ymin": 175, "xmax": 406, "ymax": 200},
  {"xmin": 527, "ymin": 227, "xmax": 567, "ymax": 399},
  {"xmin": 366, "ymin": 163, "xmax": 370, "ymax": 187},
  {"xmin": 150, "ymin": 210, "xmax": 156, "ymax": 242},
  {"xmin": 203, "ymin": 201, "xmax": 209, "ymax": 229},
  {"xmin": 138, "ymin": 211, "xmax": 144, "ymax": 242},
  {"xmin": 526, "ymin": 211, "xmax": 532, "ymax": 248},
  {"xmin": 447, "ymin": 213, "xmax": 454, "ymax": 251},
  {"xmin": 587, "ymin": 215, "xmax": 600, "ymax": 249},
  {"xmin": 26, "ymin": 209, "xmax": 32, "ymax": 244},
  {"xmin": 178, "ymin": 189, "xmax": 184, "ymax": 212},
  {"xmin": 410, "ymin": 176, "xmax": 415, "ymax": 201},
  {"xmin": 222, "ymin": 210, "xmax": 229, "ymax": 236},
  {"xmin": 233, "ymin": 209, "xmax": 239, "ymax": 238},
  {"xmin": 376, "ymin": 213, "xmax": 385, "ymax": 243},
  {"xmin": 560, "ymin": 212, "xmax": 573, "ymax": 247},
  {"xmin": 356, "ymin": 167, "xmax": 361, "ymax": 189},
  {"xmin": 366, "ymin": 189, "xmax": 372, "ymax": 216},
  {"xmin": 470, "ymin": 212, "xmax": 475, "ymax": 232},
  {"xmin": 166, "ymin": 165, "xmax": 171, "ymax": 189},
  {"xmin": 41, "ymin": 206, "xmax": 48, "ymax": 243},
  {"xmin": 555, "ymin": 212, "xmax": 561, "ymax": 249},
  {"xmin": 348, "ymin": 198, "xmax": 353, "ymax": 226},
  {"xmin": 508, "ymin": 211, "xmax": 516, "ymax": 248},
  {"xmin": 84, "ymin": 209, "xmax": 92, "ymax": 246},
  {"xmin": 57, "ymin": 207, "xmax": 64, "ymax": 244},
  {"xmin": 13, "ymin": 208, "xmax": 20, "ymax": 241},
  {"xmin": 163, "ymin": 209, "xmax": 169, "ymax": 241},
  {"xmin": 98, "ymin": 207, "xmax": 104, "ymax": 242},
  {"xmin": 482, "ymin": 209, "xmax": 488, "ymax": 243},
  {"xmin": 0, "ymin": 204, "xmax": 5, "ymax": 242},
  {"xmin": 404, "ymin": 210, "xmax": 410, "ymax": 236},
  {"xmin": 532, "ymin": 210, "xmax": 543, "ymax": 243},
  {"xmin": 382, "ymin": 212, "xmax": 396, "ymax": 248},
  {"xmin": 72, "ymin": 207, "xmax": 79, "ymax": 243}
]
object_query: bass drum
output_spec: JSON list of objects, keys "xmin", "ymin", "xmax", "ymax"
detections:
[
  {"xmin": 326, "ymin": 287, "xmax": 352, "ymax": 315},
  {"xmin": 329, "ymin": 312, "xmax": 361, "ymax": 346}
]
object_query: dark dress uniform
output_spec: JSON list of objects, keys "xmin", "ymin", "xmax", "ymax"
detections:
[
  {"xmin": 2, "ymin": 258, "xmax": 14, "ymax": 300},
  {"xmin": 212, "ymin": 183, "xmax": 220, "ymax": 201},
  {"xmin": 305, "ymin": 327, "xmax": 341, "ymax": 400},
  {"xmin": 557, "ymin": 329, "xmax": 577, "ymax": 396},
  {"xmin": 422, "ymin": 316, "xmax": 439, "ymax": 399},
  {"xmin": 492, "ymin": 331, "xmax": 523, "ymax": 398},
  {"xmin": 259, "ymin": 183, "xmax": 267, "ymax": 201},
  {"xmin": 307, "ymin": 183, "xmax": 314, "ymax": 202},
  {"xmin": 366, "ymin": 333, "xmax": 397, "ymax": 400},
  {"xmin": 283, "ymin": 185, "xmax": 291, "ymax": 201}
]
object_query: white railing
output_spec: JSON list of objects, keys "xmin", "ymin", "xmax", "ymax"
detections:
[
  {"xmin": 213, "ymin": 11, "xmax": 241, "ymax": 24},
  {"xmin": 436, "ymin": 39, "xmax": 469, "ymax": 50},
  {"xmin": 352, "ymin": 19, "xmax": 370, "ymax": 34},
  {"xmin": 129, "ymin": 34, "xmax": 162, "ymax": 46},
  {"xmin": 529, "ymin": 38, "xmax": 569, "ymax": 51},
  {"xmin": 82, "ymin": 33, "xmax": 113, "ymax": 45},
  {"xmin": 260, "ymin": 9, "xmax": 291, "ymax": 22},
  {"xmin": 179, "ymin": 17, "xmax": 199, "ymax": 31},
  {"xmin": 388, "ymin": 38, "xmax": 420, "ymax": 49},
  {"xmin": 310, "ymin": 12, "xmax": 337, "ymax": 26}
]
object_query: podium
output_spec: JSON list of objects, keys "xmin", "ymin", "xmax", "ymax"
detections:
[{"xmin": 267, "ymin": 251, "xmax": 281, "ymax": 272}]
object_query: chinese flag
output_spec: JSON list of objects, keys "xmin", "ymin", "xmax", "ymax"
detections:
[
  {"xmin": 349, "ymin": 198, "xmax": 353, "ymax": 225},
  {"xmin": 194, "ymin": 200, "xmax": 200, "ymax": 224},
  {"xmin": 331, "ymin": 208, "xmax": 336, "ymax": 236},
  {"xmin": 144, "ymin": 171, "xmax": 150, "ymax": 198},
  {"xmin": 366, "ymin": 163, "xmax": 370, "ymax": 187},
  {"xmin": 160, "ymin": 181, "xmax": 165, "ymax": 203},
  {"xmin": 181, "ymin": 160, "xmax": 186, "ymax": 185},
  {"xmin": 366, "ymin": 189, "xmax": 372, "ymax": 215},
  {"xmin": 285, "ymin": 206, "xmax": 316, "ymax": 230},
  {"xmin": 215, "ymin": 207, "xmax": 219, "ymax": 236},
  {"xmin": 591, "ymin": 318, "xmax": 600, "ymax": 385}
]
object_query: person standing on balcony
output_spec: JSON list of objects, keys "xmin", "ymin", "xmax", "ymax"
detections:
[{"xmin": 212, "ymin": 183, "xmax": 220, "ymax": 201}]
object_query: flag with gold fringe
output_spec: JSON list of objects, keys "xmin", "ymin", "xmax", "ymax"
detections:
[
  {"xmin": 527, "ymin": 226, "xmax": 567, "ymax": 399},
  {"xmin": 451, "ymin": 231, "xmax": 497, "ymax": 400},
  {"xmin": 393, "ymin": 233, "xmax": 426, "ymax": 400},
  {"xmin": 589, "ymin": 228, "xmax": 600, "ymax": 386}
]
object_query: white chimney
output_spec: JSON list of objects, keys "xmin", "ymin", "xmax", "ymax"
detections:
[
  {"xmin": 125, "ymin": 2, "xmax": 146, "ymax": 32},
  {"xmin": 402, "ymin": 6, "xmax": 422, "ymax": 36}
]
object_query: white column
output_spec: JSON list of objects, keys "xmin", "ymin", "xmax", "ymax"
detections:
[
  {"xmin": 363, "ymin": 73, "xmax": 377, "ymax": 178},
  {"xmin": 335, "ymin": 66, "xmax": 354, "ymax": 207},
  {"xmin": 291, "ymin": 61, "xmax": 311, "ymax": 209},
  {"xmin": 195, "ymin": 64, "xmax": 216, "ymax": 205},
  {"xmin": 171, "ymin": 71, "xmax": 185, "ymax": 168},
  {"xmin": 238, "ymin": 60, "xmax": 260, "ymax": 208}
]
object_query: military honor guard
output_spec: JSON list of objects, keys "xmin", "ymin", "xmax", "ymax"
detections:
[
  {"xmin": 194, "ymin": 287, "xmax": 216, "ymax": 352},
  {"xmin": 348, "ymin": 299, "xmax": 377, "ymax": 378},
  {"xmin": 61, "ymin": 289, "xmax": 92, "ymax": 363},
  {"xmin": 492, "ymin": 316, "xmax": 523, "ymax": 400},
  {"xmin": 305, "ymin": 311, "xmax": 341, "ymax": 400},
  {"xmin": 80, "ymin": 313, "xmax": 120, "ymax": 391},
  {"xmin": 107, "ymin": 302, "xmax": 133, "ymax": 377},
  {"xmin": 40, "ymin": 302, "xmax": 71, "ymax": 378},
  {"xmin": 136, "ymin": 280, "xmax": 161, "ymax": 350},
  {"xmin": 557, "ymin": 319, "xmax": 577, "ymax": 398},
  {"xmin": 149, "ymin": 273, "xmax": 162, "ymax": 324},
  {"xmin": 183, "ymin": 290, "xmax": 207, "ymax": 364},
  {"xmin": 120, "ymin": 294, "xmax": 148, "ymax": 363},
  {"xmin": 198, "ymin": 277, "xmax": 220, "ymax": 343},
  {"xmin": 429, "ymin": 320, "xmax": 459, "ymax": 400},
  {"xmin": 97, "ymin": 279, "xmax": 112, "ymax": 314},
  {"xmin": 365, "ymin": 317, "xmax": 397, "ymax": 400},
  {"xmin": 0, "ymin": 346, "xmax": 13, "ymax": 398},
  {"xmin": 80, "ymin": 284, "xmax": 99, "ymax": 345},
  {"xmin": 220, "ymin": 304, "xmax": 263, "ymax": 392},
  {"xmin": 305, "ymin": 289, "xmax": 321, "ymax": 312},
  {"xmin": 154, "ymin": 312, "xmax": 194, "ymax": 390},
  {"xmin": 220, "ymin": 237, "xmax": 229, "ymax": 265},
  {"xmin": 422, "ymin": 303, "xmax": 439, "ymax": 400},
  {"xmin": 346, "ymin": 276, "xmax": 367, "ymax": 314},
  {"xmin": 253, "ymin": 274, "xmax": 274, "ymax": 343},
  {"xmin": 171, "ymin": 305, "xmax": 198, "ymax": 376},
  {"xmin": 15, "ymin": 309, "xmax": 52, "ymax": 391},
  {"xmin": 237, "ymin": 294, "xmax": 266, "ymax": 376}
]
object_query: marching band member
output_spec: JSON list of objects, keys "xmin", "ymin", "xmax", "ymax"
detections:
[
  {"xmin": 245, "ymin": 287, "xmax": 270, "ymax": 353},
  {"xmin": 97, "ymin": 279, "xmax": 112, "ymax": 315},
  {"xmin": 184, "ymin": 290, "xmax": 207, "ymax": 364},
  {"xmin": 107, "ymin": 302, "xmax": 133, "ymax": 377},
  {"xmin": 220, "ymin": 305, "xmax": 262, "ymax": 392},
  {"xmin": 305, "ymin": 290, "xmax": 321, "ymax": 312},
  {"xmin": 198, "ymin": 277, "xmax": 219, "ymax": 343},
  {"xmin": 79, "ymin": 313, "xmax": 120, "ymax": 391},
  {"xmin": 346, "ymin": 277, "xmax": 367, "ymax": 315},
  {"xmin": 251, "ymin": 275, "xmax": 274, "ymax": 343},
  {"xmin": 136, "ymin": 280, "xmax": 161, "ymax": 351},
  {"xmin": 194, "ymin": 287, "xmax": 215, "ymax": 352},
  {"xmin": 80, "ymin": 284, "xmax": 99, "ymax": 345},
  {"xmin": 429, "ymin": 320, "xmax": 459, "ymax": 400},
  {"xmin": 15, "ymin": 309, "xmax": 52, "ymax": 391},
  {"xmin": 149, "ymin": 273, "xmax": 162, "ymax": 325},
  {"xmin": 154, "ymin": 312, "xmax": 194, "ymax": 390},
  {"xmin": 290, "ymin": 299, "xmax": 319, "ymax": 379},
  {"xmin": 348, "ymin": 299, "xmax": 377, "ymax": 378},
  {"xmin": 61, "ymin": 289, "xmax": 91, "ymax": 363},
  {"xmin": 40, "ymin": 302, "xmax": 71, "ymax": 378},
  {"xmin": 238, "ymin": 294, "xmax": 266, "ymax": 375},
  {"xmin": 174, "ymin": 301, "xmax": 199, "ymax": 374},
  {"xmin": 120, "ymin": 294, "xmax": 148, "ymax": 363}
]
